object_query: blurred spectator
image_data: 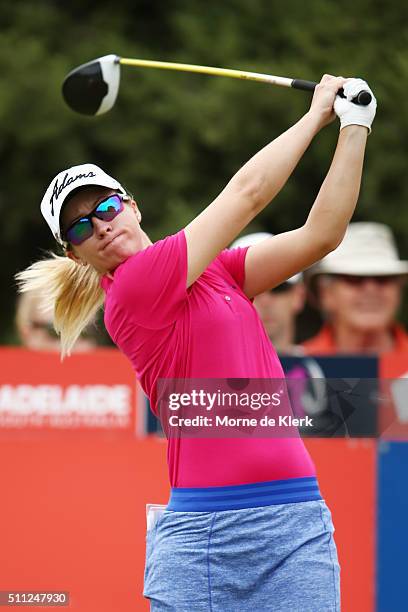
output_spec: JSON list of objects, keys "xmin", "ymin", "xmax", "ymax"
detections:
[
  {"xmin": 15, "ymin": 291, "xmax": 97, "ymax": 352},
  {"xmin": 231, "ymin": 232, "xmax": 306, "ymax": 354},
  {"xmin": 303, "ymin": 222, "xmax": 408, "ymax": 355}
]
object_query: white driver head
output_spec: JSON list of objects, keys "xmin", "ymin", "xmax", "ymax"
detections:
[{"xmin": 62, "ymin": 54, "xmax": 121, "ymax": 116}]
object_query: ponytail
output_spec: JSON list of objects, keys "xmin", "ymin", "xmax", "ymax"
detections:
[{"xmin": 15, "ymin": 254, "xmax": 104, "ymax": 359}]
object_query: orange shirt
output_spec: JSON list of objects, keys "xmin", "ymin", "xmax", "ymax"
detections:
[{"xmin": 302, "ymin": 323, "xmax": 408, "ymax": 356}]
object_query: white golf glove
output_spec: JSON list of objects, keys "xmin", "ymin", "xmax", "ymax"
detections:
[{"xmin": 334, "ymin": 78, "xmax": 377, "ymax": 134}]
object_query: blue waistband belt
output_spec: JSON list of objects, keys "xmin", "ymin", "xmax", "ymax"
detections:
[{"xmin": 167, "ymin": 476, "xmax": 322, "ymax": 512}]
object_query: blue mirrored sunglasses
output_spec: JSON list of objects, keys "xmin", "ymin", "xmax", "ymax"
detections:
[{"xmin": 63, "ymin": 193, "xmax": 130, "ymax": 246}]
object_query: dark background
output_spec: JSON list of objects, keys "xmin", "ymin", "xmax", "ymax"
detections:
[{"xmin": 2, "ymin": 0, "xmax": 407, "ymax": 343}]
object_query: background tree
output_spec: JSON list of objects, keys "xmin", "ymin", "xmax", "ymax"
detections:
[{"xmin": 1, "ymin": 0, "xmax": 407, "ymax": 343}]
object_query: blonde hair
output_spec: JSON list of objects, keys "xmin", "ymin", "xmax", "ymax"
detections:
[{"xmin": 15, "ymin": 254, "xmax": 104, "ymax": 359}]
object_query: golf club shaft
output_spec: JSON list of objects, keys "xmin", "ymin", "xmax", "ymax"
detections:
[
  {"xmin": 119, "ymin": 57, "xmax": 299, "ymax": 88},
  {"xmin": 118, "ymin": 57, "xmax": 371, "ymax": 105}
]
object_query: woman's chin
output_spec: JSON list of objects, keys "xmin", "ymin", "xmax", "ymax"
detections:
[{"xmin": 102, "ymin": 247, "xmax": 136, "ymax": 272}]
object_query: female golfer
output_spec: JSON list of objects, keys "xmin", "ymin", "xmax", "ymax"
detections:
[{"xmin": 18, "ymin": 75, "xmax": 376, "ymax": 611}]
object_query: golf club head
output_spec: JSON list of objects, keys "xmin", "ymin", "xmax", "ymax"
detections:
[{"xmin": 62, "ymin": 54, "xmax": 120, "ymax": 116}]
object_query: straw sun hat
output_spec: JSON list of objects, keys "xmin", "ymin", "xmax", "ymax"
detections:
[{"xmin": 307, "ymin": 222, "xmax": 408, "ymax": 279}]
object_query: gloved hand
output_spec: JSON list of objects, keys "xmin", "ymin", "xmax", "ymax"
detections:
[{"xmin": 334, "ymin": 78, "xmax": 377, "ymax": 134}]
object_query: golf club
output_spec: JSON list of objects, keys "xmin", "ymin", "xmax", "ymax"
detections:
[{"xmin": 62, "ymin": 54, "xmax": 372, "ymax": 116}]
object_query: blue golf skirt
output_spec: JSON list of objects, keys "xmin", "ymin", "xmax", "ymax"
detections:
[{"xmin": 144, "ymin": 477, "xmax": 340, "ymax": 611}]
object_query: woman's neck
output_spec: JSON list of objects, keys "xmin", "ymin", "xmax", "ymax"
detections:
[{"xmin": 141, "ymin": 230, "xmax": 153, "ymax": 248}]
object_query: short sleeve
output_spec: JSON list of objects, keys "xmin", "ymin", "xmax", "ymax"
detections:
[
  {"xmin": 109, "ymin": 230, "xmax": 188, "ymax": 329},
  {"xmin": 217, "ymin": 246, "xmax": 249, "ymax": 290}
]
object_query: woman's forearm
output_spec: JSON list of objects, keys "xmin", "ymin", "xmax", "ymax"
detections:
[
  {"xmin": 305, "ymin": 125, "xmax": 368, "ymax": 250},
  {"xmin": 231, "ymin": 110, "xmax": 323, "ymax": 212}
]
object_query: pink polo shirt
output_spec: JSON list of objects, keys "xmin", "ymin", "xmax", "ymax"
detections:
[{"xmin": 101, "ymin": 230, "xmax": 316, "ymax": 487}]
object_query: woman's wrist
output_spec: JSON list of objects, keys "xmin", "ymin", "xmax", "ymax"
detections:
[
  {"xmin": 303, "ymin": 109, "xmax": 327, "ymax": 135},
  {"xmin": 339, "ymin": 124, "xmax": 369, "ymax": 136},
  {"xmin": 337, "ymin": 124, "xmax": 369, "ymax": 150}
]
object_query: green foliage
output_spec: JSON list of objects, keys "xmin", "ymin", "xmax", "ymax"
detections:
[{"xmin": 1, "ymin": 0, "xmax": 408, "ymax": 341}]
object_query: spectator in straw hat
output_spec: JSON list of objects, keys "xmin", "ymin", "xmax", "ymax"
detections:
[
  {"xmin": 303, "ymin": 222, "xmax": 408, "ymax": 355},
  {"xmin": 231, "ymin": 233, "xmax": 306, "ymax": 354}
]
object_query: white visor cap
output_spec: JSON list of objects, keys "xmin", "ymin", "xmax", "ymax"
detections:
[
  {"xmin": 40, "ymin": 163, "xmax": 127, "ymax": 243},
  {"xmin": 231, "ymin": 232, "xmax": 302, "ymax": 284}
]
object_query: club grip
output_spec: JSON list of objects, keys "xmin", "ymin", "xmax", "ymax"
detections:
[{"xmin": 291, "ymin": 79, "xmax": 372, "ymax": 106}]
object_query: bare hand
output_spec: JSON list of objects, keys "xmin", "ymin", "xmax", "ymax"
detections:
[{"xmin": 309, "ymin": 74, "xmax": 348, "ymax": 130}]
